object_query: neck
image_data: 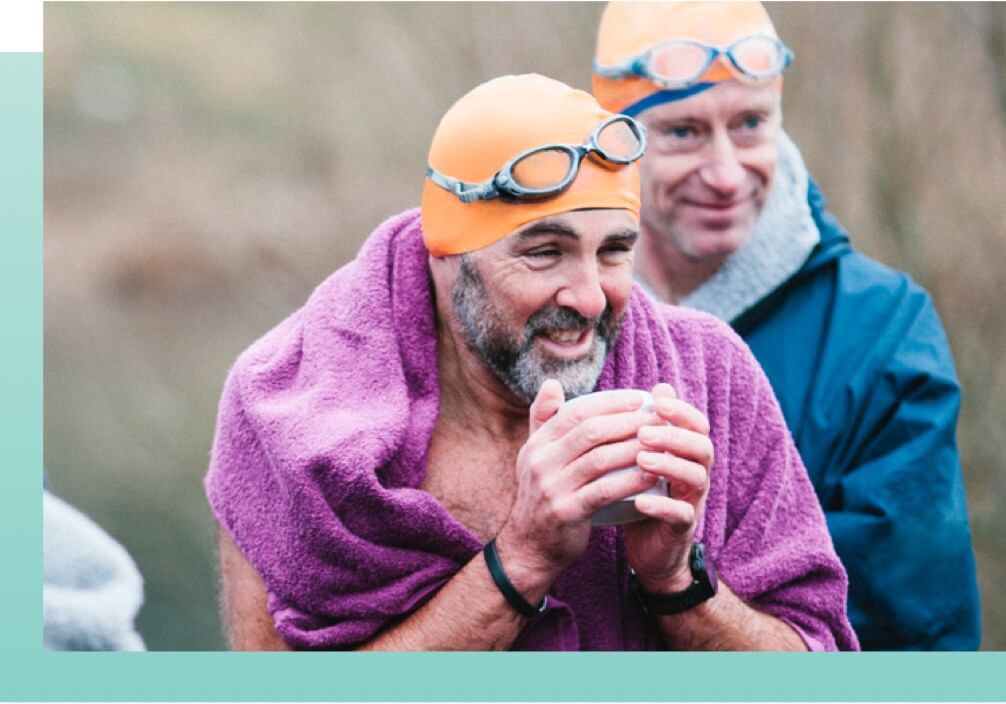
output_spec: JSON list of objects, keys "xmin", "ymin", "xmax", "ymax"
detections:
[
  {"xmin": 635, "ymin": 221, "xmax": 725, "ymax": 304},
  {"xmin": 435, "ymin": 311, "xmax": 531, "ymax": 443}
]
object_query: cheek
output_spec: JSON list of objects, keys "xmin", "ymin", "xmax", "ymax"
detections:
[
  {"xmin": 601, "ymin": 266, "xmax": 635, "ymax": 313},
  {"xmin": 641, "ymin": 155, "xmax": 694, "ymax": 199},
  {"xmin": 743, "ymin": 145, "xmax": 779, "ymax": 191}
]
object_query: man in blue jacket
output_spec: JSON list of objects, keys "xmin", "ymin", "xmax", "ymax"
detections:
[{"xmin": 592, "ymin": 0, "xmax": 980, "ymax": 649}]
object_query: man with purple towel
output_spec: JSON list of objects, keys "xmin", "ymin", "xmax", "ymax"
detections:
[{"xmin": 205, "ymin": 74, "xmax": 858, "ymax": 651}]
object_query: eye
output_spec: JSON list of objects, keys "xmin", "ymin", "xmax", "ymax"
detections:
[
  {"xmin": 650, "ymin": 121, "xmax": 704, "ymax": 153},
  {"xmin": 602, "ymin": 242, "xmax": 632, "ymax": 253},
  {"xmin": 600, "ymin": 242, "xmax": 634, "ymax": 262},
  {"xmin": 665, "ymin": 124, "xmax": 696, "ymax": 139},
  {"xmin": 731, "ymin": 113, "xmax": 771, "ymax": 146},
  {"xmin": 526, "ymin": 248, "xmax": 560, "ymax": 258}
]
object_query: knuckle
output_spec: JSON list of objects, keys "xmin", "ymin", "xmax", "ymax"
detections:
[
  {"xmin": 683, "ymin": 464, "xmax": 706, "ymax": 494},
  {"xmin": 697, "ymin": 413, "xmax": 711, "ymax": 435},
  {"xmin": 692, "ymin": 463, "xmax": 708, "ymax": 491},
  {"xmin": 701, "ymin": 438, "xmax": 715, "ymax": 464},
  {"xmin": 538, "ymin": 478, "xmax": 558, "ymax": 504},
  {"xmin": 553, "ymin": 497, "xmax": 576, "ymax": 523},
  {"xmin": 590, "ymin": 482, "xmax": 615, "ymax": 509},
  {"xmin": 578, "ymin": 419, "xmax": 605, "ymax": 447},
  {"xmin": 563, "ymin": 406, "xmax": 587, "ymax": 428},
  {"xmin": 524, "ymin": 452, "xmax": 547, "ymax": 481},
  {"xmin": 586, "ymin": 446, "xmax": 610, "ymax": 473},
  {"xmin": 682, "ymin": 502, "xmax": 696, "ymax": 525}
]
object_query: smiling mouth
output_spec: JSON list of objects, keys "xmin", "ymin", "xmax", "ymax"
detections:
[
  {"xmin": 536, "ymin": 328, "xmax": 593, "ymax": 357},
  {"xmin": 544, "ymin": 329, "xmax": 586, "ymax": 344},
  {"xmin": 685, "ymin": 197, "xmax": 749, "ymax": 210}
]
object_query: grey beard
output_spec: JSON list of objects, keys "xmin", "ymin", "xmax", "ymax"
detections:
[{"xmin": 451, "ymin": 255, "xmax": 620, "ymax": 404}]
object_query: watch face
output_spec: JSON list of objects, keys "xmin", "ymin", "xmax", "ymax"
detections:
[
  {"xmin": 693, "ymin": 542, "xmax": 718, "ymax": 593},
  {"xmin": 706, "ymin": 560, "xmax": 719, "ymax": 592}
]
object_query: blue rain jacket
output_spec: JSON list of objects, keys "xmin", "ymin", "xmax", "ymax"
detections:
[{"xmin": 732, "ymin": 180, "xmax": 981, "ymax": 650}]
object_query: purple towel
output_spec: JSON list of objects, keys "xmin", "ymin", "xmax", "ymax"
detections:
[{"xmin": 206, "ymin": 208, "xmax": 859, "ymax": 651}]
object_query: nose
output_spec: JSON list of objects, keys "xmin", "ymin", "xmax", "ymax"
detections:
[
  {"xmin": 554, "ymin": 261, "xmax": 607, "ymax": 321},
  {"xmin": 698, "ymin": 132, "xmax": 745, "ymax": 198}
]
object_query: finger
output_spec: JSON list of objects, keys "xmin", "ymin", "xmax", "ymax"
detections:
[
  {"xmin": 566, "ymin": 437, "xmax": 645, "ymax": 489},
  {"xmin": 637, "ymin": 424, "xmax": 714, "ymax": 467},
  {"xmin": 633, "ymin": 494, "xmax": 696, "ymax": 536},
  {"xmin": 553, "ymin": 409, "xmax": 658, "ymax": 467},
  {"xmin": 651, "ymin": 382, "xmax": 677, "ymax": 402},
  {"xmin": 652, "ymin": 396, "xmax": 710, "ymax": 436},
  {"xmin": 573, "ymin": 467, "xmax": 659, "ymax": 517},
  {"xmin": 636, "ymin": 450, "xmax": 708, "ymax": 500},
  {"xmin": 542, "ymin": 389, "xmax": 650, "ymax": 441},
  {"xmin": 530, "ymin": 379, "xmax": 565, "ymax": 434}
]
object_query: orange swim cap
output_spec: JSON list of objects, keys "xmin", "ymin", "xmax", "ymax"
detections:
[
  {"xmin": 421, "ymin": 74, "xmax": 641, "ymax": 256},
  {"xmin": 593, "ymin": 1, "xmax": 780, "ymax": 116}
]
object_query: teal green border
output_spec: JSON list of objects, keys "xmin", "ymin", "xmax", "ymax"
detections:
[
  {"xmin": 1, "ymin": 653, "xmax": 1006, "ymax": 700},
  {"xmin": 1, "ymin": 51, "xmax": 44, "ymax": 662},
  {"xmin": 6, "ymin": 49, "xmax": 1006, "ymax": 703}
]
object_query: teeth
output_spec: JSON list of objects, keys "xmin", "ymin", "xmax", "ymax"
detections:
[{"xmin": 546, "ymin": 330, "xmax": 583, "ymax": 344}]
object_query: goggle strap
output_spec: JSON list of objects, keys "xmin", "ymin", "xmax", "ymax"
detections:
[
  {"xmin": 428, "ymin": 165, "xmax": 497, "ymax": 203},
  {"xmin": 621, "ymin": 83, "xmax": 717, "ymax": 117},
  {"xmin": 592, "ymin": 57, "xmax": 634, "ymax": 79},
  {"xmin": 458, "ymin": 186, "xmax": 495, "ymax": 204}
]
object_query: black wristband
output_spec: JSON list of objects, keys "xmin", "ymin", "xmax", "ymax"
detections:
[{"xmin": 483, "ymin": 538, "xmax": 548, "ymax": 619}]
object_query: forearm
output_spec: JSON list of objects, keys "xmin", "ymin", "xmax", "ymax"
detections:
[
  {"xmin": 360, "ymin": 543, "xmax": 553, "ymax": 651},
  {"xmin": 653, "ymin": 581, "xmax": 807, "ymax": 651}
]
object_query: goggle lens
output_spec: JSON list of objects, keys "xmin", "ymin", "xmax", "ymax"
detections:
[
  {"xmin": 428, "ymin": 115, "xmax": 645, "ymax": 204},
  {"xmin": 731, "ymin": 35, "xmax": 785, "ymax": 77},
  {"xmin": 648, "ymin": 42, "xmax": 710, "ymax": 84},
  {"xmin": 511, "ymin": 148, "xmax": 575, "ymax": 191},
  {"xmin": 595, "ymin": 118, "xmax": 644, "ymax": 163}
]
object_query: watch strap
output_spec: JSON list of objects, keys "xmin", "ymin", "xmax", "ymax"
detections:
[{"xmin": 630, "ymin": 542, "xmax": 717, "ymax": 616}]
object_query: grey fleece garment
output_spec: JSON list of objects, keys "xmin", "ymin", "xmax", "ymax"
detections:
[{"xmin": 43, "ymin": 490, "xmax": 145, "ymax": 651}]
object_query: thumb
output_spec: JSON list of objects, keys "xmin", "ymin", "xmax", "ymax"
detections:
[
  {"xmin": 530, "ymin": 379, "xmax": 565, "ymax": 433},
  {"xmin": 651, "ymin": 382, "xmax": 677, "ymax": 402}
]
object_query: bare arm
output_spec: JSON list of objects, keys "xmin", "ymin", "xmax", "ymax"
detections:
[
  {"xmin": 651, "ymin": 579, "xmax": 807, "ymax": 651},
  {"xmin": 360, "ymin": 537, "xmax": 553, "ymax": 651},
  {"xmin": 218, "ymin": 523, "xmax": 552, "ymax": 651},
  {"xmin": 218, "ymin": 529, "xmax": 290, "ymax": 650}
]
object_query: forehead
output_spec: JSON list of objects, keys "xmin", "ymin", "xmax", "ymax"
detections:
[
  {"xmin": 499, "ymin": 209, "xmax": 639, "ymax": 248},
  {"xmin": 639, "ymin": 81, "xmax": 781, "ymax": 124},
  {"xmin": 464, "ymin": 209, "xmax": 639, "ymax": 266}
]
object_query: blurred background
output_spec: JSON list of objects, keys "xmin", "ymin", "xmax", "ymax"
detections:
[{"xmin": 44, "ymin": 2, "xmax": 1006, "ymax": 650}]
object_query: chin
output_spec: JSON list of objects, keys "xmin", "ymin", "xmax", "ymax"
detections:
[
  {"xmin": 678, "ymin": 232, "xmax": 745, "ymax": 262},
  {"xmin": 687, "ymin": 214, "xmax": 756, "ymax": 257}
]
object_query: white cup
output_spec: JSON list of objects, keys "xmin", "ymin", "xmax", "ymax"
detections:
[{"xmin": 562, "ymin": 389, "xmax": 667, "ymax": 526}]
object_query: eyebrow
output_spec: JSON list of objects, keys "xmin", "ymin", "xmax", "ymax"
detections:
[
  {"xmin": 515, "ymin": 222, "xmax": 640, "ymax": 246},
  {"xmin": 653, "ymin": 101, "xmax": 778, "ymax": 125},
  {"xmin": 515, "ymin": 222, "xmax": 580, "ymax": 241}
]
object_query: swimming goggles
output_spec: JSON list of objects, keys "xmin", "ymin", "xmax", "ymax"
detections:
[
  {"xmin": 593, "ymin": 34, "xmax": 794, "ymax": 90},
  {"xmin": 426, "ymin": 114, "xmax": 647, "ymax": 204}
]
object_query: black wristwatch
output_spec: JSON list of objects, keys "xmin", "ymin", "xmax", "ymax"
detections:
[{"xmin": 630, "ymin": 542, "xmax": 718, "ymax": 616}]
